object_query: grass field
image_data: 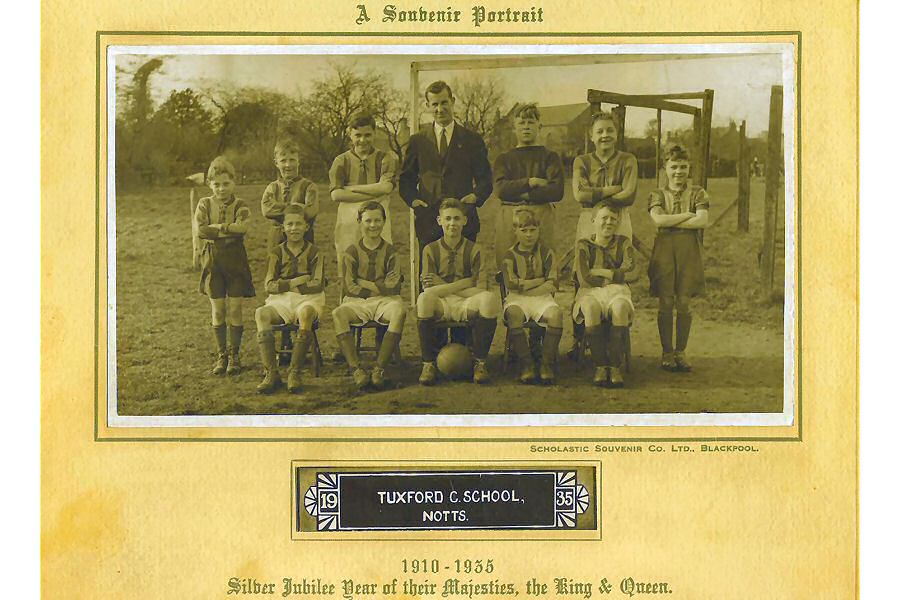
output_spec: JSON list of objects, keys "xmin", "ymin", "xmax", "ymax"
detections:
[{"xmin": 114, "ymin": 176, "xmax": 786, "ymax": 416}]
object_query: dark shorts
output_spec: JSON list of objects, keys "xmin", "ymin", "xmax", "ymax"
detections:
[
  {"xmin": 199, "ymin": 239, "xmax": 256, "ymax": 299},
  {"xmin": 648, "ymin": 230, "xmax": 705, "ymax": 298}
]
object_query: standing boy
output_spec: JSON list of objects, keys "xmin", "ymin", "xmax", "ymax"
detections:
[
  {"xmin": 416, "ymin": 198, "xmax": 500, "ymax": 385},
  {"xmin": 329, "ymin": 114, "xmax": 399, "ymax": 279},
  {"xmin": 647, "ymin": 144, "xmax": 709, "ymax": 372},
  {"xmin": 499, "ymin": 208, "xmax": 564, "ymax": 384},
  {"xmin": 399, "ymin": 80, "xmax": 493, "ymax": 248},
  {"xmin": 493, "ymin": 103, "xmax": 565, "ymax": 260},
  {"xmin": 195, "ymin": 156, "xmax": 255, "ymax": 376},
  {"xmin": 261, "ymin": 138, "xmax": 319, "ymax": 251},
  {"xmin": 332, "ymin": 201, "xmax": 405, "ymax": 390},
  {"xmin": 572, "ymin": 206, "xmax": 635, "ymax": 387},
  {"xmin": 254, "ymin": 206, "xmax": 326, "ymax": 394},
  {"xmin": 572, "ymin": 112, "xmax": 638, "ymax": 241}
]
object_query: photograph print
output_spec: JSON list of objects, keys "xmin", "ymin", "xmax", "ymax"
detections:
[{"xmin": 107, "ymin": 43, "xmax": 796, "ymax": 427}]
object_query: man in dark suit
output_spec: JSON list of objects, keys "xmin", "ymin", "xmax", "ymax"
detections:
[{"xmin": 400, "ymin": 80, "xmax": 493, "ymax": 247}]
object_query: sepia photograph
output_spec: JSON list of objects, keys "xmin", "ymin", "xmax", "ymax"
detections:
[{"xmin": 107, "ymin": 44, "xmax": 795, "ymax": 426}]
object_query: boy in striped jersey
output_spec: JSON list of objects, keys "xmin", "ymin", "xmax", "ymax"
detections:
[
  {"xmin": 332, "ymin": 201, "xmax": 405, "ymax": 390},
  {"xmin": 572, "ymin": 205, "xmax": 635, "ymax": 387},
  {"xmin": 254, "ymin": 206, "xmax": 327, "ymax": 394},
  {"xmin": 499, "ymin": 208, "xmax": 564, "ymax": 384},
  {"xmin": 417, "ymin": 198, "xmax": 501, "ymax": 385},
  {"xmin": 647, "ymin": 144, "xmax": 709, "ymax": 371},
  {"xmin": 261, "ymin": 138, "xmax": 319, "ymax": 251}
]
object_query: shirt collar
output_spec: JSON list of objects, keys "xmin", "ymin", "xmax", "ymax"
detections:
[
  {"xmin": 434, "ymin": 120, "xmax": 456, "ymax": 140},
  {"xmin": 666, "ymin": 181, "xmax": 690, "ymax": 193},
  {"xmin": 350, "ymin": 149, "xmax": 376, "ymax": 163},
  {"xmin": 358, "ymin": 237, "xmax": 384, "ymax": 254},
  {"xmin": 593, "ymin": 149, "xmax": 619, "ymax": 165},
  {"xmin": 591, "ymin": 233, "xmax": 616, "ymax": 249},
  {"xmin": 440, "ymin": 236, "xmax": 465, "ymax": 253},
  {"xmin": 282, "ymin": 240, "xmax": 307, "ymax": 259},
  {"xmin": 513, "ymin": 242, "xmax": 540, "ymax": 257}
]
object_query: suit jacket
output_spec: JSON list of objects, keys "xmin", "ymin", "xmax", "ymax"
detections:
[{"xmin": 399, "ymin": 122, "xmax": 493, "ymax": 244}]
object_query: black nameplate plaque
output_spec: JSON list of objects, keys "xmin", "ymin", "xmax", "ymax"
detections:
[{"xmin": 296, "ymin": 469, "xmax": 595, "ymax": 532}]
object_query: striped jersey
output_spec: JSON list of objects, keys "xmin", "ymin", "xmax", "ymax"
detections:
[
  {"xmin": 500, "ymin": 242, "xmax": 559, "ymax": 294},
  {"xmin": 575, "ymin": 234, "xmax": 634, "ymax": 288},
  {"xmin": 647, "ymin": 184, "xmax": 710, "ymax": 217},
  {"xmin": 265, "ymin": 241, "xmax": 325, "ymax": 295},
  {"xmin": 342, "ymin": 238, "xmax": 401, "ymax": 299},
  {"xmin": 194, "ymin": 195, "xmax": 251, "ymax": 243},
  {"xmin": 421, "ymin": 237, "xmax": 485, "ymax": 289}
]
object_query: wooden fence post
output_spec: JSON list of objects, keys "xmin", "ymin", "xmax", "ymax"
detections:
[
  {"xmin": 189, "ymin": 187, "xmax": 200, "ymax": 271},
  {"xmin": 737, "ymin": 120, "xmax": 750, "ymax": 232},
  {"xmin": 694, "ymin": 89, "xmax": 715, "ymax": 189},
  {"xmin": 612, "ymin": 105, "xmax": 626, "ymax": 150},
  {"xmin": 761, "ymin": 85, "xmax": 783, "ymax": 298}
]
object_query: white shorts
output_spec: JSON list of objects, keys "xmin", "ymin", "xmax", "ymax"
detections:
[
  {"xmin": 339, "ymin": 295, "xmax": 404, "ymax": 325},
  {"xmin": 264, "ymin": 291, "xmax": 327, "ymax": 324},
  {"xmin": 334, "ymin": 198, "xmax": 393, "ymax": 257},
  {"xmin": 572, "ymin": 285, "xmax": 633, "ymax": 324},
  {"xmin": 434, "ymin": 290, "xmax": 493, "ymax": 322},
  {"xmin": 503, "ymin": 293, "xmax": 560, "ymax": 327},
  {"xmin": 575, "ymin": 207, "xmax": 633, "ymax": 241}
]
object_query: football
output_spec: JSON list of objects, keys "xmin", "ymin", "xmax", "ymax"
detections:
[{"xmin": 436, "ymin": 343, "xmax": 473, "ymax": 380}]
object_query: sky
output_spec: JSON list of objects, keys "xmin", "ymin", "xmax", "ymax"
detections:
[{"xmin": 113, "ymin": 47, "xmax": 787, "ymax": 137}]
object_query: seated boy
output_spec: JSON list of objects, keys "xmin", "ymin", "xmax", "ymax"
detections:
[
  {"xmin": 329, "ymin": 114, "xmax": 399, "ymax": 279},
  {"xmin": 493, "ymin": 103, "xmax": 564, "ymax": 261},
  {"xmin": 261, "ymin": 138, "xmax": 319, "ymax": 251},
  {"xmin": 499, "ymin": 208, "xmax": 563, "ymax": 384},
  {"xmin": 332, "ymin": 201, "xmax": 405, "ymax": 390},
  {"xmin": 416, "ymin": 198, "xmax": 500, "ymax": 385},
  {"xmin": 572, "ymin": 205, "xmax": 635, "ymax": 387},
  {"xmin": 254, "ymin": 206, "xmax": 326, "ymax": 394}
]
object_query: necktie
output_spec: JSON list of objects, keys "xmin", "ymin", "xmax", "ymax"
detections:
[
  {"xmin": 672, "ymin": 189, "xmax": 684, "ymax": 214},
  {"xmin": 439, "ymin": 128, "xmax": 448, "ymax": 158},
  {"xmin": 357, "ymin": 157, "xmax": 368, "ymax": 185},
  {"xmin": 446, "ymin": 246, "xmax": 457, "ymax": 282}
]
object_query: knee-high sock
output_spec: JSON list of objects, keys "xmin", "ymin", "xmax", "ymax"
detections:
[
  {"xmin": 657, "ymin": 310, "xmax": 674, "ymax": 354},
  {"xmin": 675, "ymin": 312, "xmax": 693, "ymax": 352},
  {"xmin": 290, "ymin": 330, "xmax": 313, "ymax": 371},
  {"xmin": 542, "ymin": 326, "xmax": 563, "ymax": 366},
  {"xmin": 585, "ymin": 325, "xmax": 606, "ymax": 367},
  {"xmin": 508, "ymin": 328, "xmax": 531, "ymax": 364},
  {"xmin": 228, "ymin": 325, "xmax": 243, "ymax": 355},
  {"xmin": 376, "ymin": 331, "xmax": 401, "ymax": 369},
  {"xmin": 608, "ymin": 325, "xmax": 627, "ymax": 368},
  {"xmin": 472, "ymin": 317, "xmax": 497, "ymax": 360},
  {"xmin": 257, "ymin": 330, "xmax": 276, "ymax": 370},
  {"xmin": 418, "ymin": 318, "xmax": 437, "ymax": 362},
  {"xmin": 213, "ymin": 324, "xmax": 227, "ymax": 354},
  {"xmin": 336, "ymin": 331, "xmax": 360, "ymax": 368}
]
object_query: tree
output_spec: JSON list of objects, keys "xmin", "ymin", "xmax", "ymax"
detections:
[
  {"xmin": 115, "ymin": 57, "xmax": 165, "ymax": 187},
  {"xmin": 138, "ymin": 88, "xmax": 216, "ymax": 183},
  {"xmin": 370, "ymin": 85, "xmax": 410, "ymax": 158},
  {"xmin": 295, "ymin": 63, "xmax": 398, "ymax": 171},
  {"xmin": 198, "ymin": 84, "xmax": 305, "ymax": 180},
  {"xmin": 449, "ymin": 73, "xmax": 508, "ymax": 140},
  {"xmin": 117, "ymin": 57, "xmax": 164, "ymax": 127},
  {"xmin": 644, "ymin": 118, "xmax": 659, "ymax": 144}
]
